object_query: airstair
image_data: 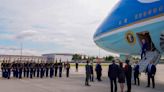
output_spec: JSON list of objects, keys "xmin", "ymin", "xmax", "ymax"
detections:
[{"xmin": 138, "ymin": 50, "xmax": 161, "ymax": 72}]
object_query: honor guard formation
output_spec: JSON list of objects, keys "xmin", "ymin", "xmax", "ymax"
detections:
[{"xmin": 1, "ymin": 60, "xmax": 70, "ymax": 79}]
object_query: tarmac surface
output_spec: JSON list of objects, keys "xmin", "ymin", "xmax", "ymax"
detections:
[{"xmin": 0, "ymin": 64, "xmax": 163, "ymax": 92}]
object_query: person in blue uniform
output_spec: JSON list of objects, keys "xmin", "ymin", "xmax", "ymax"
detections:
[
  {"xmin": 23, "ymin": 62, "xmax": 26, "ymax": 78},
  {"xmin": 40, "ymin": 62, "xmax": 44, "ymax": 78},
  {"xmin": 50, "ymin": 62, "xmax": 54, "ymax": 78},
  {"xmin": 18, "ymin": 62, "xmax": 23, "ymax": 79},
  {"xmin": 33, "ymin": 62, "xmax": 36, "ymax": 77},
  {"xmin": 7, "ymin": 61, "xmax": 11, "ymax": 79},
  {"xmin": 36, "ymin": 62, "xmax": 40, "ymax": 78},
  {"xmin": 12, "ymin": 61, "xmax": 16, "ymax": 78},
  {"xmin": 26, "ymin": 62, "xmax": 30, "ymax": 78},
  {"xmin": 29, "ymin": 62, "xmax": 33, "ymax": 79},
  {"xmin": 15, "ymin": 61, "xmax": 19, "ymax": 78},
  {"xmin": 45, "ymin": 62, "xmax": 49, "ymax": 77}
]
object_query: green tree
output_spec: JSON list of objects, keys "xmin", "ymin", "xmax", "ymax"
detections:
[
  {"xmin": 105, "ymin": 56, "xmax": 114, "ymax": 62},
  {"xmin": 72, "ymin": 54, "xmax": 82, "ymax": 60}
]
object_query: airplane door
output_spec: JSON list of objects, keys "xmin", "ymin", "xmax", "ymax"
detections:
[{"xmin": 137, "ymin": 31, "xmax": 156, "ymax": 51}]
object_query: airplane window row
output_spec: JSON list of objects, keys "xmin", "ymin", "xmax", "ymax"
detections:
[
  {"xmin": 118, "ymin": 5, "xmax": 163, "ymax": 25},
  {"xmin": 135, "ymin": 6, "xmax": 163, "ymax": 19}
]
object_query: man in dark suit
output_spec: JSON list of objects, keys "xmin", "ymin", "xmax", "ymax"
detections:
[
  {"xmin": 134, "ymin": 61, "xmax": 140, "ymax": 86},
  {"xmin": 85, "ymin": 60, "xmax": 91, "ymax": 86},
  {"xmin": 108, "ymin": 60, "xmax": 119, "ymax": 92},
  {"xmin": 124, "ymin": 60, "xmax": 132, "ymax": 92},
  {"xmin": 75, "ymin": 62, "xmax": 79, "ymax": 72},
  {"xmin": 146, "ymin": 61, "xmax": 156, "ymax": 88},
  {"xmin": 89, "ymin": 63, "xmax": 94, "ymax": 82},
  {"xmin": 95, "ymin": 62, "xmax": 102, "ymax": 81}
]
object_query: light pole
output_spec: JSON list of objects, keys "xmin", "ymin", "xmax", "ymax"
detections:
[
  {"xmin": 98, "ymin": 47, "xmax": 101, "ymax": 58},
  {"xmin": 20, "ymin": 41, "xmax": 23, "ymax": 61}
]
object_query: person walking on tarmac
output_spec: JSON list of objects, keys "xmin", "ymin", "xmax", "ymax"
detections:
[{"xmin": 141, "ymin": 39, "xmax": 148, "ymax": 59}]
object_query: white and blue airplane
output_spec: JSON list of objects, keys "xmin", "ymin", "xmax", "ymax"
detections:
[{"xmin": 94, "ymin": 0, "xmax": 164, "ymax": 72}]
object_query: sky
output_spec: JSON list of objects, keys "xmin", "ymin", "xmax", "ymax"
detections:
[{"xmin": 0, "ymin": 0, "xmax": 119, "ymax": 57}]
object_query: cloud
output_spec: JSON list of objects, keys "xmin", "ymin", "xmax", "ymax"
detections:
[{"xmin": 15, "ymin": 30, "xmax": 38, "ymax": 40}]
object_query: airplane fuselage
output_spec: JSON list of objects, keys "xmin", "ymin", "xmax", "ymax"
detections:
[{"xmin": 94, "ymin": 0, "xmax": 164, "ymax": 55}]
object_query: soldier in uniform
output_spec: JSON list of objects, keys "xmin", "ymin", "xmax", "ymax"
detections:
[
  {"xmin": 12, "ymin": 61, "xmax": 16, "ymax": 78},
  {"xmin": 3, "ymin": 61, "xmax": 7, "ymax": 78},
  {"xmin": 19, "ymin": 62, "xmax": 23, "ymax": 79},
  {"xmin": 4, "ymin": 60, "xmax": 8, "ymax": 78},
  {"xmin": 33, "ymin": 62, "xmax": 36, "ymax": 77},
  {"xmin": 59, "ymin": 61, "xmax": 63, "ymax": 78},
  {"xmin": 66, "ymin": 61, "xmax": 70, "ymax": 78},
  {"xmin": 26, "ymin": 62, "xmax": 30, "ymax": 78},
  {"xmin": 40, "ymin": 62, "xmax": 44, "ymax": 78},
  {"xmin": 15, "ymin": 61, "xmax": 19, "ymax": 78},
  {"xmin": 45, "ymin": 62, "xmax": 49, "ymax": 77},
  {"xmin": 23, "ymin": 62, "xmax": 26, "ymax": 78},
  {"xmin": 54, "ymin": 60, "xmax": 58, "ymax": 77},
  {"xmin": 1, "ymin": 60, "xmax": 5, "ymax": 78},
  {"xmin": 50, "ymin": 62, "xmax": 54, "ymax": 78},
  {"xmin": 29, "ymin": 61, "xmax": 33, "ymax": 79},
  {"xmin": 43, "ymin": 62, "xmax": 46, "ymax": 77},
  {"xmin": 7, "ymin": 61, "xmax": 11, "ymax": 79},
  {"xmin": 36, "ymin": 62, "xmax": 40, "ymax": 78}
]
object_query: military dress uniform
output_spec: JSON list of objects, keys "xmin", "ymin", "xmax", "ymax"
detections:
[
  {"xmin": 36, "ymin": 63, "xmax": 40, "ymax": 77},
  {"xmin": 54, "ymin": 62, "xmax": 58, "ymax": 77},
  {"xmin": 1, "ymin": 61, "xmax": 4, "ymax": 78},
  {"xmin": 29, "ymin": 62, "xmax": 33, "ymax": 79},
  {"xmin": 59, "ymin": 62, "xmax": 63, "ymax": 77},
  {"xmin": 7, "ymin": 62, "xmax": 11, "ymax": 79},
  {"xmin": 50, "ymin": 63, "xmax": 54, "ymax": 78},
  {"xmin": 45, "ymin": 63, "xmax": 49, "ymax": 77}
]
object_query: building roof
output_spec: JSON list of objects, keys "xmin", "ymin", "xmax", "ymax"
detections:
[{"xmin": 42, "ymin": 53, "xmax": 74, "ymax": 56}]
